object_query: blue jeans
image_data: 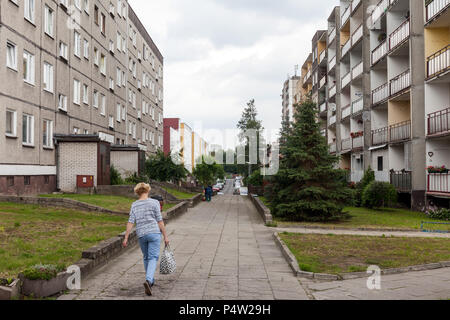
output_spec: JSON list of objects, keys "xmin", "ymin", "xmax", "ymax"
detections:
[{"xmin": 138, "ymin": 233, "xmax": 161, "ymax": 284}]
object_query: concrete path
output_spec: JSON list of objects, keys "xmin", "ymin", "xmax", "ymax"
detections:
[{"xmin": 59, "ymin": 191, "xmax": 450, "ymax": 300}]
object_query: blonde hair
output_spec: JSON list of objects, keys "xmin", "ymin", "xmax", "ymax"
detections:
[{"xmin": 134, "ymin": 183, "xmax": 151, "ymax": 196}]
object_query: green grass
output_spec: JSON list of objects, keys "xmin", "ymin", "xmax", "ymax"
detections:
[
  {"xmin": 0, "ymin": 202, "xmax": 128, "ymax": 279},
  {"xmin": 258, "ymin": 196, "xmax": 271, "ymax": 207},
  {"xmin": 275, "ymin": 207, "xmax": 450, "ymax": 231},
  {"xmin": 280, "ymin": 233, "xmax": 450, "ymax": 275},
  {"xmin": 39, "ymin": 194, "xmax": 175, "ymax": 212},
  {"xmin": 162, "ymin": 187, "xmax": 196, "ymax": 200}
]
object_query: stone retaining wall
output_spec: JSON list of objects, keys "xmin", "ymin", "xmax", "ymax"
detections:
[
  {"xmin": 94, "ymin": 185, "xmax": 179, "ymax": 202},
  {"xmin": 249, "ymin": 194, "xmax": 273, "ymax": 224}
]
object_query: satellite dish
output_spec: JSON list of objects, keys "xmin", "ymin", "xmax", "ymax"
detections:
[{"xmin": 363, "ymin": 111, "xmax": 371, "ymax": 122}]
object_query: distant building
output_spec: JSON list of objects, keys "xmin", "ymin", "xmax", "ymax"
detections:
[{"xmin": 282, "ymin": 76, "xmax": 301, "ymax": 122}]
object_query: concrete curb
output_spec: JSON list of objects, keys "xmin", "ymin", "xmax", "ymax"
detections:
[
  {"xmin": 273, "ymin": 232, "xmax": 450, "ymax": 281},
  {"xmin": 274, "ymin": 224, "xmax": 422, "ymax": 234},
  {"xmin": 249, "ymin": 194, "xmax": 273, "ymax": 224}
]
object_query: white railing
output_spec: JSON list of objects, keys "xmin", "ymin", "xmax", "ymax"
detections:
[
  {"xmin": 342, "ymin": 138, "xmax": 352, "ymax": 151},
  {"xmin": 372, "ymin": 40, "xmax": 388, "ymax": 65},
  {"xmin": 319, "ymin": 102, "xmax": 327, "ymax": 113},
  {"xmin": 427, "ymin": 45, "xmax": 450, "ymax": 78},
  {"xmin": 353, "ymin": 135, "xmax": 364, "ymax": 149},
  {"xmin": 426, "ymin": 0, "xmax": 450, "ymax": 22},
  {"xmin": 329, "ymin": 115, "xmax": 337, "ymax": 126},
  {"xmin": 389, "ymin": 19, "xmax": 410, "ymax": 51},
  {"xmin": 342, "ymin": 105, "xmax": 351, "ymax": 119},
  {"xmin": 329, "ymin": 55, "xmax": 337, "ymax": 71},
  {"xmin": 352, "ymin": 25, "xmax": 363, "ymax": 46},
  {"xmin": 428, "ymin": 173, "xmax": 450, "ymax": 194},
  {"xmin": 390, "ymin": 69, "xmax": 410, "ymax": 96},
  {"xmin": 341, "ymin": 5, "xmax": 351, "ymax": 27},
  {"xmin": 375, "ymin": 171, "xmax": 390, "ymax": 182},
  {"xmin": 319, "ymin": 76, "xmax": 327, "ymax": 88},
  {"xmin": 342, "ymin": 71, "xmax": 351, "ymax": 88},
  {"xmin": 342, "ymin": 39, "xmax": 351, "ymax": 57},
  {"xmin": 329, "ymin": 27, "xmax": 336, "ymax": 43},
  {"xmin": 352, "ymin": 61, "xmax": 363, "ymax": 80},
  {"xmin": 371, "ymin": 0, "xmax": 389, "ymax": 25},
  {"xmin": 352, "ymin": 97, "xmax": 364, "ymax": 114},
  {"xmin": 352, "ymin": 0, "xmax": 362, "ymax": 13},
  {"xmin": 329, "ymin": 85, "xmax": 337, "ymax": 98},
  {"xmin": 372, "ymin": 82, "xmax": 389, "ymax": 105},
  {"xmin": 319, "ymin": 50, "xmax": 326, "ymax": 63}
]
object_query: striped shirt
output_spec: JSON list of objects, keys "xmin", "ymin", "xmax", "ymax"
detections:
[{"xmin": 128, "ymin": 199, "xmax": 163, "ymax": 238}]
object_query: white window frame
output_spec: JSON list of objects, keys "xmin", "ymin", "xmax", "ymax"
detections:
[
  {"xmin": 6, "ymin": 41, "xmax": 17, "ymax": 70},
  {"xmin": 22, "ymin": 113, "xmax": 34, "ymax": 146},
  {"xmin": 5, "ymin": 109, "xmax": 17, "ymax": 137},
  {"xmin": 83, "ymin": 84, "xmax": 89, "ymax": 105},
  {"xmin": 84, "ymin": 39, "xmax": 89, "ymax": 59},
  {"xmin": 44, "ymin": 5, "xmax": 54, "ymax": 37},
  {"xmin": 74, "ymin": 31, "xmax": 81, "ymax": 57},
  {"xmin": 23, "ymin": 50, "xmax": 35, "ymax": 85},
  {"xmin": 73, "ymin": 79, "xmax": 81, "ymax": 105},
  {"xmin": 58, "ymin": 94, "xmax": 68, "ymax": 111},
  {"xmin": 24, "ymin": 0, "xmax": 35, "ymax": 24},
  {"xmin": 43, "ymin": 62, "xmax": 54, "ymax": 93},
  {"xmin": 42, "ymin": 119, "xmax": 53, "ymax": 148}
]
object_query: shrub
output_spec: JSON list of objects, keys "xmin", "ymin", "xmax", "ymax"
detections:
[
  {"xmin": 247, "ymin": 169, "xmax": 263, "ymax": 187},
  {"xmin": 124, "ymin": 173, "xmax": 148, "ymax": 185},
  {"xmin": 362, "ymin": 181, "xmax": 397, "ymax": 209},
  {"xmin": 110, "ymin": 166, "xmax": 123, "ymax": 185},
  {"xmin": 428, "ymin": 208, "xmax": 450, "ymax": 221},
  {"xmin": 355, "ymin": 167, "xmax": 375, "ymax": 207},
  {"xmin": 22, "ymin": 264, "xmax": 66, "ymax": 281}
]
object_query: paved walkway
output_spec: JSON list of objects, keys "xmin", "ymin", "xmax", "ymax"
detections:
[{"xmin": 59, "ymin": 192, "xmax": 450, "ymax": 300}]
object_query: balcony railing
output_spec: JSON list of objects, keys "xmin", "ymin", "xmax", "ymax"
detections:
[
  {"xmin": 342, "ymin": 71, "xmax": 351, "ymax": 88},
  {"xmin": 391, "ymin": 171, "xmax": 412, "ymax": 192},
  {"xmin": 352, "ymin": 0, "xmax": 362, "ymax": 13},
  {"xmin": 352, "ymin": 97, "xmax": 364, "ymax": 115},
  {"xmin": 426, "ymin": 0, "xmax": 450, "ymax": 22},
  {"xmin": 372, "ymin": 82, "xmax": 389, "ymax": 105},
  {"xmin": 372, "ymin": 40, "xmax": 388, "ymax": 65},
  {"xmin": 342, "ymin": 104, "xmax": 351, "ymax": 119},
  {"xmin": 329, "ymin": 143, "xmax": 337, "ymax": 154},
  {"xmin": 352, "ymin": 135, "xmax": 364, "ymax": 150},
  {"xmin": 390, "ymin": 120, "xmax": 411, "ymax": 143},
  {"xmin": 319, "ymin": 102, "xmax": 327, "ymax": 114},
  {"xmin": 329, "ymin": 115, "xmax": 337, "ymax": 126},
  {"xmin": 352, "ymin": 61, "xmax": 363, "ymax": 80},
  {"xmin": 329, "ymin": 55, "xmax": 337, "ymax": 71},
  {"xmin": 389, "ymin": 19, "xmax": 410, "ymax": 51},
  {"xmin": 428, "ymin": 107, "xmax": 450, "ymax": 136},
  {"xmin": 341, "ymin": 5, "xmax": 351, "ymax": 27},
  {"xmin": 390, "ymin": 69, "xmax": 411, "ymax": 96},
  {"xmin": 329, "ymin": 84, "xmax": 337, "ymax": 98},
  {"xmin": 342, "ymin": 39, "xmax": 351, "ymax": 57},
  {"xmin": 375, "ymin": 171, "xmax": 390, "ymax": 182},
  {"xmin": 342, "ymin": 138, "xmax": 352, "ymax": 151},
  {"xmin": 427, "ymin": 44, "xmax": 450, "ymax": 79},
  {"xmin": 329, "ymin": 27, "xmax": 336, "ymax": 43},
  {"xmin": 352, "ymin": 25, "xmax": 363, "ymax": 46},
  {"xmin": 371, "ymin": 0, "xmax": 389, "ymax": 25},
  {"xmin": 319, "ymin": 50, "xmax": 326, "ymax": 64},
  {"xmin": 372, "ymin": 126, "xmax": 389, "ymax": 145},
  {"xmin": 428, "ymin": 173, "xmax": 450, "ymax": 194},
  {"xmin": 319, "ymin": 76, "xmax": 327, "ymax": 89}
]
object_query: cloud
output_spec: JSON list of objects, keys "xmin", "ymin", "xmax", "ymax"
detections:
[{"xmin": 128, "ymin": 0, "xmax": 336, "ymax": 145}]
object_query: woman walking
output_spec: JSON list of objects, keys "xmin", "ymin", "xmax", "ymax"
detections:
[{"xmin": 123, "ymin": 183, "xmax": 170, "ymax": 296}]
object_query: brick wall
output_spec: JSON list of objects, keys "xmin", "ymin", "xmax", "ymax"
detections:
[
  {"xmin": 58, "ymin": 143, "xmax": 98, "ymax": 193},
  {"xmin": 0, "ymin": 175, "xmax": 56, "ymax": 196}
]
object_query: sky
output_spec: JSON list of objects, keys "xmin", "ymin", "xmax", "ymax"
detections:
[{"xmin": 129, "ymin": 0, "xmax": 337, "ymax": 146}]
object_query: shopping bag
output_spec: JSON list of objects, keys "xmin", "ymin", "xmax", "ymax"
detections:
[{"xmin": 160, "ymin": 244, "xmax": 176, "ymax": 274}]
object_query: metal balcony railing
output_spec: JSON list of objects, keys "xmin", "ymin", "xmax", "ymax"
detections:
[
  {"xmin": 372, "ymin": 40, "xmax": 388, "ymax": 65},
  {"xmin": 329, "ymin": 84, "xmax": 337, "ymax": 98},
  {"xmin": 329, "ymin": 27, "xmax": 336, "ymax": 43},
  {"xmin": 390, "ymin": 69, "xmax": 410, "ymax": 96},
  {"xmin": 342, "ymin": 39, "xmax": 351, "ymax": 57},
  {"xmin": 427, "ymin": 44, "xmax": 450, "ymax": 79},
  {"xmin": 372, "ymin": 126, "xmax": 389, "ymax": 145},
  {"xmin": 342, "ymin": 104, "xmax": 351, "ymax": 120},
  {"xmin": 352, "ymin": 24, "xmax": 363, "ymax": 46},
  {"xmin": 391, "ymin": 171, "xmax": 412, "ymax": 192},
  {"xmin": 329, "ymin": 55, "xmax": 337, "ymax": 71},
  {"xmin": 428, "ymin": 173, "xmax": 450, "ymax": 194},
  {"xmin": 428, "ymin": 107, "xmax": 450, "ymax": 136},
  {"xmin": 319, "ymin": 76, "xmax": 327, "ymax": 89},
  {"xmin": 352, "ymin": 135, "xmax": 364, "ymax": 150},
  {"xmin": 352, "ymin": 97, "xmax": 364, "ymax": 115},
  {"xmin": 352, "ymin": 0, "xmax": 362, "ymax": 14},
  {"xmin": 342, "ymin": 71, "xmax": 351, "ymax": 89},
  {"xmin": 329, "ymin": 143, "xmax": 337, "ymax": 154},
  {"xmin": 352, "ymin": 61, "xmax": 363, "ymax": 80},
  {"xmin": 390, "ymin": 120, "xmax": 411, "ymax": 143},
  {"xmin": 372, "ymin": 82, "xmax": 389, "ymax": 105},
  {"xmin": 341, "ymin": 5, "xmax": 351, "ymax": 27},
  {"xmin": 389, "ymin": 19, "xmax": 410, "ymax": 51},
  {"xmin": 319, "ymin": 50, "xmax": 326, "ymax": 64},
  {"xmin": 426, "ymin": 0, "xmax": 450, "ymax": 22},
  {"xmin": 319, "ymin": 102, "xmax": 327, "ymax": 114},
  {"xmin": 341, "ymin": 138, "xmax": 352, "ymax": 151}
]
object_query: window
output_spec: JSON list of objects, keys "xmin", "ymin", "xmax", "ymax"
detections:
[
  {"xmin": 94, "ymin": 5, "xmax": 99, "ymax": 24},
  {"xmin": 7, "ymin": 177, "xmax": 14, "ymax": 187},
  {"xmin": 132, "ymin": 123, "xmax": 136, "ymax": 139},
  {"xmin": 109, "ymin": 116, "xmax": 114, "ymax": 128},
  {"xmin": 122, "ymin": 71, "xmax": 126, "ymax": 86},
  {"xmin": 93, "ymin": 90, "xmax": 99, "ymax": 108},
  {"xmin": 109, "ymin": 40, "xmax": 114, "ymax": 52},
  {"xmin": 117, "ymin": 0, "xmax": 122, "ymax": 16},
  {"xmin": 42, "ymin": 119, "xmax": 53, "ymax": 148},
  {"xmin": 100, "ymin": 54, "xmax": 106, "ymax": 75},
  {"xmin": 24, "ymin": 0, "xmax": 35, "ymax": 24},
  {"xmin": 44, "ymin": 6, "xmax": 54, "ymax": 37},
  {"xmin": 84, "ymin": 39, "xmax": 89, "ymax": 59},
  {"xmin": 116, "ymin": 67, "xmax": 121, "ymax": 87},
  {"xmin": 100, "ymin": 94, "xmax": 106, "ymax": 115},
  {"xmin": 73, "ymin": 127, "xmax": 80, "ymax": 134},
  {"xmin": 58, "ymin": 94, "xmax": 67, "ymax": 111},
  {"xmin": 44, "ymin": 176, "xmax": 50, "ymax": 184},
  {"xmin": 109, "ymin": 77, "xmax": 114, "ymax": 90},
  {"xmin": 377, "ymin": 156, "xmax": 384, "ymax": 172},
  {"xmin": 94, "ymin": 47, "xmax": 99, "ymax": 65},
  {"xmin": 22, "ymin": 113, "xmax": 34, "ymax": 146},
  {"xmin": 6, "ymin": 42, "xmax": 17, "ymax": 70},
  {"xmin": 24, "ymin": 176, "xmax": 31, "ymax": 186},
  {"xmin": 117, "ymin": 32, "xmax": 122, "ymax": 52},
  {"xmin": 84, "ymin": 0, "xmax": 89, "ymax": 14},
  {"xmin": 116, "ymin": 104, "xmax": 121, "ymax": 122},
  {"xmin": 100, "ymin": 13, "xmax": 106, "ymax": 34},
  {"xmin": 122, "ymin": 36, "xmax": 126, "ymax": 52},
  {"xmin": 83, "ymin": 84, "xmax": 89, "ymax": 104},
  {"xmin": 122, "ymin": 106, "xmax": 126, "ymax": 121},
  {"xmin": 59, "ymin": 41, "xmax": 68, "ymax": 60},
  {"xmin": 6, "ymin": 109, "xmax": 17, "ymax": 137},
  {"xmin": 43, "ymin": 62, "xmax": 54, "ymax": 93},
  {"xmin": 23, "ymin": 51, "xmax": 35, "ymax": 84},
  {"xmin": 73, "ymin": 79, "xmax": 81, "ymax": 105},
  {"xmin": 74, "ymin": 31, "xmax": 81, "ymax": 57},
  {"xmin": 74, "ymin": 0, "xmax": 81, "ymax": 10}
]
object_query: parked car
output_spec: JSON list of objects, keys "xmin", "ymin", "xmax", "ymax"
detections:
[{"xmin": 213, "ymin": 185, "xmax": 221, "ymax": 192}]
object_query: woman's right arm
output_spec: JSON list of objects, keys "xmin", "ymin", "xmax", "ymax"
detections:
[{"xmin": 158, "ymin": 221, "xmax": 169, "ymax": 246}]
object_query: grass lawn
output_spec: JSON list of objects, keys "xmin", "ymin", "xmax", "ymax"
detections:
[
  {"xmin": 274, "ymin": 207, "xmax": 450, "ymax": 231},
  {"xmin": 162, "ymin": 187, "xmax": 196, "ymax": 200},
  {"xmin": 0, "ymin": 202, "xmax": 128, "ymax": 279},
  {"xmin": 280, "ymin": 233, "xmax": 450, "ymax": 275},
  {"xmin": 39, "ymin": 194, "xmax": 175, "ymax": 212}
]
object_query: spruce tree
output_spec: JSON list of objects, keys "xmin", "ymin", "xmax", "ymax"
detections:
[{"xmin": 269, "ymin": 100, "xmax": 351, "ymax": 222}]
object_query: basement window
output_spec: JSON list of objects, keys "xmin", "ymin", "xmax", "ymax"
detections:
[
  {"xmin": 24, "ymin": 176, "xmax": 31, "ymax": 186},
  {"xmin": 7, "ymin": 177, "xmax": 14, "ymax": 187}
]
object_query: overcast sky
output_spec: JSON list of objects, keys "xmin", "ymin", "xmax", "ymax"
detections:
[{"xmin": 129, "ymin": 0, "xmax": 336, "ymax": 145}]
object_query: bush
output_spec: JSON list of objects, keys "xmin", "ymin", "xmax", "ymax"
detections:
[
  {"xmin": 247, "ymin": 169, "xmax": 263, "ymax": 187},
  {"xmin": 22, "ymin": 264, "xmax": 66, "ymax": 281},
  {"xmin": 428, "ymin": 208, "xmax": 450, "ymax": 221},
  {"xmin": 355, "ymin": 167, "xmax": 375, "ymax": 207},
  {"xmin": 124, "ymin": 173, "xmax": 148, "ymax": 185},
  {"xmin": 110, "ymin": 166, "xmax": 123, "ymax": 185},
  {"xmin": 362, "ymin": 181, "xmax": 397, "ymax": 209}
]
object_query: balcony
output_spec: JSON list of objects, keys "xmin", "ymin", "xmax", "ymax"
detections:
[
  {"xmin": 341, "ymin": 5, "xmax": 351, "ymax": 27},
  {"xmin": 329, "ymin": 143, "xmax": 337, "ymax": 154},
  {"xmin": 319, "ymin": 76, "xmax": 327, "ymax": 89},
  {"xmin": 352, "ymin": 0, "xmax": 362, "ymax": 14},
  {"xmin": 341, "ymin": 39, "xmax": 351, "ymax": 57},
  {"xmin": 372, "ymin": 82, "xmax": 389, "ymax": 105},
  {"xmin": 426, "ymin": 0, "xmax": 450, "ymax": 23},
  {"xmin": 372, "ymin": 126, "xmax": 389, "ymax": 145},
  {"xmin": 390, "ymin": 120, "xmax": 411, "ymax": 143},
  {"xmin": 352, "ymin": 135, "xmax": 364, "ymax": 150},
  {"xmin": 389, "ymin": 19, "xmax": 410, "ymax": 51},
  {"xmin": 390, "ymin": 69, "xmax": 411, "ymax": 96},
  {"xmin": 319, "ymin": 50, "xmax": 326, "ymax": 64},
  {"xmin": 428, "ymin": 172, "xmax": 450, "ymax": 195},
  {"xmin": 375, "ymin": 171, "xmax": 390, "ymax": 182},
  {"xmin": 329, "ymin": 55, "xmax": 337, "ymax": 72},
  {"xmin": 352, "ymin": 25, "xmax": 363, "ymax": 46},
  {"xmin": 352, "ymin": 97, "xmax": 364, "ymax": 115},
  {"xmin": 342, "ymin": 104, "xmax": 351, "ymax": 120},
  {"xmin": 329, "ymin": 115, "xmax": 337, "ymax": 126},
  {"xmin": 320, "ymin": 129, "xmax": 326, "ymax": 137},
  {"xmin": 319, "ymin": 102, "xmax": 327, "ymax": 114},
  {"xmin": 427, "ymin": 44, "xmax": 450, "ymax": 79},
  {"xmin": 428, "ymin": 107, "xmax": 450, "ymax": 136},
  {"xmin": 341, "ymin": 138, "xmax": 352, "ymax": 152},
  {"xmin": 329, "ymin": 84, "xmax": 337, "ymax": 98},
  {"xmin": 371, "ymin": 0, "xmax": 390, "ymax": 25},
  {"xmin": 352, "ymin": 61, "xmax": 363, "ymax": 80},
  {"xmin": 390, "ymin": 171, "xmax": 412, "ymax": 193},
  {"xmin": 329, "ymin": 27, "xmax": 336, "ymax": 44},
  {"xmin": 341, "ymin": 71, "xmax": 351, "ymax": 89},
  {"xmin": 372, "ymin": 40, "xmax": 388, "ymax": 65}
]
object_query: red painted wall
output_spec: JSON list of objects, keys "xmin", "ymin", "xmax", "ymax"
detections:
[{"xmin": 163, "ymin": 118, "xmax": 180, "ymax": 156}]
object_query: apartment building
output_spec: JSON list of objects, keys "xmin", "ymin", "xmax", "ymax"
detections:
[
  {"xmin": 291, "ymin": 0, "xmax": 449, "ymax": 210},
  {"xmin": 0, "ymin": 0, "xmax": 164, "ymax": 194},
  {"xmin": 281, "ymin": 75, "xmax": 300, "ymax": 122}
]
